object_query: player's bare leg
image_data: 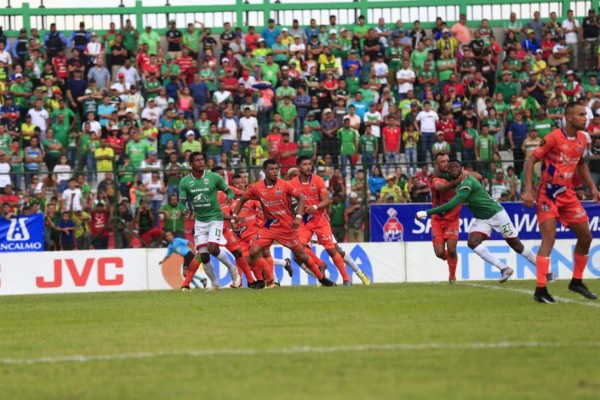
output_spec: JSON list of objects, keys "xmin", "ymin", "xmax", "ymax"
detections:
[
  {"xmin": 207, "ymin": 243, "xmax": 241, "ymax": 288},
  {"xmin": 433, "ymin": 240, "xmax": 458, "ymax": 283},
  {"xmin": 335, "ymin": 244, "xmax": 370, "ymax": 285},
  {"xmin": 467, "ymin": 233, "xmax": 514, "ymax": 283}
]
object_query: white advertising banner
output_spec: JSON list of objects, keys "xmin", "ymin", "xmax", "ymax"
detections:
[
  {"xmin": 1, "ymin": 240, "xmax": 597, "ymax": 295},
  {"xmin": 404, "ymin": 240, "xmax": 600, "ymax": 282},
  {"xmin": 0, "ymin": 249, "xmax": 148, "ymax": 295}
]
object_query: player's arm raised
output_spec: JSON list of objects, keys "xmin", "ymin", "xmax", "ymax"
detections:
[{"xmin": 576, "ymin": 157, "xmax": 600, "ymax": 202}]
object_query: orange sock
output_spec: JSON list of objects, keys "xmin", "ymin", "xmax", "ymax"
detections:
[
  {"xmin": 573, "ymin": 252, "xmax": 588, "ymax": 280},
  {"xmin": 305, "ymin": 258, "xmax": 323, "ymax": 279},
  {"xmin": 262, "ymin": 257, "xmax": 274, "ymax": 282},
  {"xmin": 332, "ymin": 253, "xmax": 350, "ymax": 281},
  {"xmin": 447, "ymin": 254, "xmax": 458, "ymax": 280},
  {"xmin": 236, "ymin": 256, "xmax": 255, "ymax": 283},
  {"xmin": 306, "ymin": 246, "xmax": 327, "ymax": 268},
  {"xmin": 536, "ymin": 255, "xmax": 550, "ymax": 287},
  {"xmin": 249, "ymin": 258, "xmax": 263, "ymax": 281},
  {"xmin": 183, "ymin": 258, "xmax": 201, "ymax": 287}
]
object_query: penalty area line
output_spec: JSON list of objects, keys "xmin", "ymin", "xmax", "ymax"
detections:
[
  {"xmin": 461, "ymin": 282, "xmax": 600, "ymax": 309},
  {"xmin": 2, "ymin": 341, "xmax": 600, "ymax": 365}
]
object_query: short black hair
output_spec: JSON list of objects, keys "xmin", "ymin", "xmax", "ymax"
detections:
[
  {"xmin": 296, "ymin": 155, "xmax": 312, "ymax": 166},
  {"xmin": 211, "ymin": 166, "xmax": 224, "ymax": 173},
  {"xmin": 189, "ymin": 151, "xmax": 203, "ymax": 163},
  {"xmin": 448, "ymin": 158, "xmax": 462, "ymax": 165},
  {"xmin": 434, "ymin": 152, "xmax": 449, "ymax": 161},
  {"xmin": 263, "ymin": 159, "xmax": 278, "ymax": 170}
]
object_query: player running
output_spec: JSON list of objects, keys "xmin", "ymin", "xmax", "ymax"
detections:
[
  {"xmin": 159, "ymin": 231, "xmax": 208, "ymax": 289},
  {"xmin": 285, "ymin": 165, "xmax": 371, "ymax": 285},
  {"xmin": 178, "ymin": 152, "xmax": 242, "ymax": 291},
  {"xmin": 416, "ymin": 158, "xmax": 538, "ymax": 283},
  {"xmin": 429, "ymin": 153, "xmax": 462, "ymax": 283},
  {"xmin": 523, "ymin": 102, "xmax": 600, "ymax": 303},
  {"xmin": 232, "ymin": 159, "xmax": 336, "ymax": 287}
]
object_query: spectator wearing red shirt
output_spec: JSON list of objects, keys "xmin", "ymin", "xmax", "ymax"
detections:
[
  {"xmin": 382, "ymin": 114, "xmax": 402, "ymax": 173},
  {"xmin": 135, "ymin": 44, "xmax": 150, "ymax": 71},
  {"xmin": 443, "ymin": 74, "xmax": 465, "ymax": 98},
  {"xmin": 267, "ymin": 126, "xmax": 283, "ymax": 159},
  {"xmin": 175, "ymin": 49, "xmax": 193, "ymax": 74},
  {"xmin": 277, "ymin": 131, "xmax": 298, "ymax": 174},
  {"xmin": 220, "ymin": 67, "xmax": 239, "ymax": 94},
  {"xmin": 52, "ymin": 49, "xmax": 69, "ymax": 81},
  {"xmin": 461, "ymin": 119, "xmax": 477, "ymax": 163},
  {"xmin": 541, "ymin": 32, "xmax": 555, "ymax": 60},
  {"xmin": 204, "ymin": 102, "xmax": 222, "ymax": 125},
  {"xmin": 0, "ymin": 185, "xmax": 19, "ymax": 214},
  {"xmin": 415, "ymin": 164, "xmax": 431, "ymax": 187},
  {"xmin": 245, "ymin": 27, "xmax": 260, "ymax": 51},
  {"xmin": 90, "ymin": 202, "xmax": 110, "ymax": 250},
  {"xmin": 437, "ymin": 110, "xmax": 458, "ymax": 154},
  {"xmin": 142, "ymin": 54, "xmax": 160, "ymax": 78}
]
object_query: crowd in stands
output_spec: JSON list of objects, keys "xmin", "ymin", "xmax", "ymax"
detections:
[{"xmin": 0, "ymin": 10, "xmax": 600, "ymax": 250}]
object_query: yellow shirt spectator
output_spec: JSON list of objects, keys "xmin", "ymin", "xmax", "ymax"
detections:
[{"xmin": 95, "ymin": 146, "xmax": 115, "ymax": 172}]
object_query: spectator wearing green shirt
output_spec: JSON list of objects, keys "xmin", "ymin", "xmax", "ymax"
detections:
[
  {"xmin": 120, "ymin": 19, "xmax": 139, "ymax": 55},
  {"xmin": 278, "ymin": 96, "xmax": 297, "ymax": 139},
  {"xmin": 182, "ymin": 22, "xmax": 201, "ymax": 58},
  {"xmin": 475, "ymin": 126, "xmax": 496, "ymax": 178},
  {"xmin": 379, "ymin": 174, "xmax": 404, "ymax": 203},
  {"xmin": 338, "ymin": 117, "xmax": 359, "ymax": 178},
  {"xmin": 118, "ymin": 155, "xmax": 136, "ymax": 199},
  {"xmin": 531, "ymin": 110, "xmax": 556, "ymax": 139},
  {"xmin": 329, "ymin": 193, "xmax": 346, "ymax": 243},
  {"xmin": 203, "ymin": 123, "xmax": 222, "ymax": 165},
  {"xmin": 297, "ymin": 125, "xmax": 317, "ymax": 160},
  {"xmin": 139, "ymin": 26, "xmax": 161, "ymax": 56},
  {"xmin": 125, "ymin": 130, "xmax": 149, "ymax": 169},
  {"xmin": 181, "ymin": 130, "xmax": 203, "ymax": 154},
  {"xmin": 159, "ymin": 195, "xmax": 186, "ymax": 238},
  {"xmin": 432, "ymin": 131, "xmax": 451, "ymax": 158},
  {"xmin": 359, "ymin": 126, "xmax": 378, "ymax": 173}
]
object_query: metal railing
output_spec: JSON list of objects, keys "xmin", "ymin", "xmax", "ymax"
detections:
[{"xmin": 0, "ymin": 0, "xmax": 596, "ymax": 36}]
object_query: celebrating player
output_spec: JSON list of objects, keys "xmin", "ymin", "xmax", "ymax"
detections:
[
  {"xmin": 159, "ymin": 231, "xmax": 207, "ymax": 289},
  {"xmin": 178, "ymin": 152, "xmax": 242, "ymax": 291},
  {"xmin": 523, "ymin": 102, "xmax": 600, "ymax": 303},
  {"xmin": 416, "ymin": 158, "xmax": 538, "ymax": 283},
  {"xmin": 232, "ymin": 159, "xmax": 336, "ymax": 287}
]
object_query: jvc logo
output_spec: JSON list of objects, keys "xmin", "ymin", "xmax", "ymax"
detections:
[
  {"xmin": 6, "ymin": 218, "xmax": 30, "ymax": 241},
  {"xmin": 36, "ymin": 258, "xmax": 124, "ymax": 288}
]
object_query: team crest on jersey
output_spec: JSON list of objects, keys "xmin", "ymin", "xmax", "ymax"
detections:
[
  {"xmin": 383, "ymin": 208, "xmax": 404, "ymax": 242},
  {"xmin": 540, "ymin": 138, "xmax": 546, "ymax": 146},
  {"xmin": 204, "ymin": 179, "xmax": 209, "ymax": 185},
  {"xmin": 311, "ymin": 185, "xmax": 317, "ymax": 191},
  {"xmin": 276, "ymin": 186, "xmax": 282, "ymax": 195},
  {"xmin": 541, "ymin": 203, "xmax": 550, "ymax": 212}
]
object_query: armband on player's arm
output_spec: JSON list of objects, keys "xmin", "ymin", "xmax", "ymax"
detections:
[{"xmin": 426, "ymin": 189, "xmax": 469, "ymax": 216}]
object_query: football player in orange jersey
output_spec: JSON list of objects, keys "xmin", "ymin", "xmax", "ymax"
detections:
[
  {"xmin": 523, "ymin": 102, "xmax": 600, "ymax": 303},
  {"xmin": 232, "ymin": 159, "xmax": 336, "ymax": 287}
]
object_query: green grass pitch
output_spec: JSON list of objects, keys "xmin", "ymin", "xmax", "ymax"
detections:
[{"xmin": 1, "ymin": 281, "xmax": 600, "ymax": 400}]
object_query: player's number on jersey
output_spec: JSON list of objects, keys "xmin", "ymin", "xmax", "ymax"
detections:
[
  {"xmin": 501, "ymin": 223, "xmax": 513, "ymax": 235},
  {"xmin": 214, "ymin": 228, "xmax": 222, "ymax": 238}
]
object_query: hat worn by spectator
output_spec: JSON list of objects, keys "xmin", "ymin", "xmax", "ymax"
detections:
[
  {"xmin": 496, "ymin": 169, "xmax": 504, "ymax": 174},
  {"xmin": 386, "ymin": 174, "xmax": 395, "ymax": 181},
  {"xmin": 349, "ymin": 192, "xmax": 358, "ymax": 199},
  {"xmin": 185, "ymin": 130, "xmax": 195, "ymax": 137},
  {"xmin": 323, "ymin": 108, "xmax": 332, "ymax": 113},
  {"xmin": 329, "ymin": 29, "xmax": 337, "ymax": 34},
  {"xmin": 436, "ymin": 131, "xmax": 444, "ymax": 136}
]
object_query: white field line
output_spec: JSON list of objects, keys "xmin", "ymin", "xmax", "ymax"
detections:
[
  {"xmin": 461, "ymin": 282, "xmax": 600, "ymax": 309},
  {"xmin": 2, "ymin": 341, "xmax": 600, "ymax": 366}
]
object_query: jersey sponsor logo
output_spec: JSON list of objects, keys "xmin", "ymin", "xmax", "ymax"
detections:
[
  {"xmin": 276, "ymin": 186, "xmax": 282, "ymax": 196},
  {"xmin": 383, "ymin": 208, "xmax": 404, "ymax": 242},
  {"xmin": 204, "ymin": 178, "xmax": 209, "ymax": 185}
]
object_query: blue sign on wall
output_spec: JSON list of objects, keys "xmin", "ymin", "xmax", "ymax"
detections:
[
  {"xmin": 370, "ymin": 203, "xmax": 600, "ymax": 242},
  {"xmin": 0, "ymin": 214, "xmax": 45, "ymax": 252}
]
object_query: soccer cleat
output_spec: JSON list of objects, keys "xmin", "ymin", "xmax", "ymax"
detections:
[
  {"xmin": 343, "ymin": 280, "xmax": 352, "ymax": 287},
  {"xmin": 200, "ymin": 278, "xmax": 208, "ymax": 289},
  {"xmin": 284, "ymin": 258, "xmax": 293, "ymax": 277},
  {"xmin": 533, "ymin": 287, "xmax": 556, "ymax": 304},
  {"xmin": 568, "ymin": 280, "xmax": 598, "ymax": 300},
  {"xmin": 206, "ymin": 285, "xmax": 220, "ymax": 292},
  {"xmin": 265, "ymin": 280, "xmax": 278, "ymax": 289},
  {"xmin": 251, "ymin": 280, "xmax": 265, "ymax": 290},
  {"xmin": 180, "ymin": 286, "xmax": 191, "ymax": 292},
  {"xmin": 232, "ymin": 274, "xmax": 242, "ymax": 288},
  {"xmin": 357, "ymin": 271, "xmax": 371, "ymax": 286},
  {"xmin": 499, "ymin": 267, "xmax": 514, "ymax": 283},
  {"xmin": 546, "ymin": 272, "xmax": 556, "ymax": 283},
  {"xmin": 319, "ymin": 277, "xmax": 336, "ymax": 287},
  {"xmin": 449, "ymin": 278, "xmax": 456, "ymax": 285}
]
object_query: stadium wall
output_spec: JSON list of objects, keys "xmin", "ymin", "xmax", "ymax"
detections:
[{"xmin": 1, "ymin": 240, "xmax": 599, "ymax": 295}]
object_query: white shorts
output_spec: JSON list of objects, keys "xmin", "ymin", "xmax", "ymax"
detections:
[
  {"xmin": 469, "ymin": 209, "xmax": 518, "ymax": 239},
  {"xmin": 194, "ymin": 220, "xmax": 227, "ymax": 247}
]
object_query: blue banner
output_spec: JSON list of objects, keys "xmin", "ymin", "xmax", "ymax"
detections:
[
  {"xmin": 0, "ymin": 213, "xmax": 45, "ymax": 252},
  {"xmin": 370, "ymin": 202, "xmax": 600, "ymax": 242}
]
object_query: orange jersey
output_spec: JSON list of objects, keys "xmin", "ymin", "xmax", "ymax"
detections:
[
  {"xmin": 218, "ymin": 191, "xmax": 234, "ymax": 230},
  {"xmin": 235, "ymin": 200, "xmax": 262, "ymax": 241},
  {"xmin": 246, "ymin": 179, "xmax": 299, "ymax": 229},
  {"xmin": 430, "ymin": 177, "xmax": 462, "ymax": 221},
  {"xmin": 533, "ymin": 129, "xmax": 587, "ymax": 200},
  {"xmin": 290, "ymin": 174, "xmax": 330, "ymax": 223}
]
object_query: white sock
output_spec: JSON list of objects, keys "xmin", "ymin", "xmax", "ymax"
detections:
[
  {"xmin": 343, "ymin": 253, "xmax": 360, "ymax": 273},
  {"xmin": 273, "ymin": 258, "xmax": 287, "ymax": 267},
  {"xmin": 519, "ymin": 247, "xmax": 537, "ymax": 265},
  {"xmin": 299, "ymin": 263, "xmax": 316, "ymax": 278},
  {"xmin": 473, "ymin": 244, "xmax": 508, "ymax": 271},
  {"xmin": 203, "ymin": 260, "xmax": 219, "ymax": 287},
  {"xmin": 215, "ymin": 249, "xmax": 238, "ymax": 279}
]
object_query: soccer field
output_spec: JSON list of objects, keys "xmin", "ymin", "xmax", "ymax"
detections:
[{"xmin": 1, "ymin": 282, "xmax": 600, "ymax": 400}]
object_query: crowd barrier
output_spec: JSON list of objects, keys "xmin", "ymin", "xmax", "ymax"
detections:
[{"xmin": 1, "ymin": 240, "xmax": 598, "ymax": 295}]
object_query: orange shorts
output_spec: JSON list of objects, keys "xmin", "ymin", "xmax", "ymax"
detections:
[
  {"xmin": 537, "ymin": 191, "xmax": 588, "ymax": 227},
  {"xmin": 431, "ymin": 218, "xmax": 459, "ymax": 245},
  {"xmin": 251, "ymin": 226, "xmax": 301, "ymax": 250},
  {"xmin": 297, "ymin": 219, "xmax": 335, "ymax": 249}
]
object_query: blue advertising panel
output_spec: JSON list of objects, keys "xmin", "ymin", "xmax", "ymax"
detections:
[
  {"xmin": 0, "ymin": 213, "xmax": 45, "ymax": 252},
  {"xmin": 370, "ymin": 203, "xmax": 600, "ymax": 242}
]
